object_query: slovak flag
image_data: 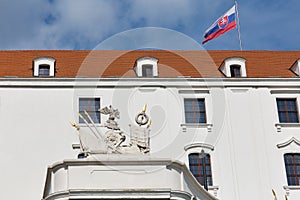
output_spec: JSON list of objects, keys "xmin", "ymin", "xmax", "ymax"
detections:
[{"xmin": 202, "ymin": 5, "xmax": 237, "ymax": 44}]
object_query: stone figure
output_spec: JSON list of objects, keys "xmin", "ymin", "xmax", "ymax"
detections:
[
  {"xmin": 99, "ymin": 105, "xmax": 120, "ymax": 130},
  {"xmin": 105, "ymin": 129, "xmax": 126, "ymax": 153}
]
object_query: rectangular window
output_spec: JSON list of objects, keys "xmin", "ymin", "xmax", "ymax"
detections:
[
  {"xmin": 79, "ymin": 98, "xmax": 101, "ymax": 124},
  {"xmin": 142, "ymin": 64, "xmax": 153, "ymax": 77},
  {"xmin": 189, "ymin": 152, "xmax": 213, "ymax": 190},
  {"xmin": 230, "ymin": 65, "xmax": 241, "ymax": 77},
  {"xmin": 284, "ymin": 154, "xmax": 300, "ymax": 185},
  {"xmin": 277, "ymin": 98, "xmax": 299, "ymax": 123},
  {"xmin": 184, "ymin": 99, "xmax": 206, "ymax": 123},
  {"xmin": 39, "ymin": 64, "xmax": 50, "ymax": 77}
]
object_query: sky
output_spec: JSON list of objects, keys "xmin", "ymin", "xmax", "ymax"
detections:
[{"xmin": 0, "ymin": 0, "xmax": 299, "ymax": 50}]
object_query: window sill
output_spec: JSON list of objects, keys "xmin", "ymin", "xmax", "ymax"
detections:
[
  {"xmin": 275, "ymin": 123, "xmax": 300, "ymax": 132},
  {"xmin": 283, "ymin": 185, "xmax": 300, "ymax": 196},
  {"xmin": 180, "ymin": 123, "xmax": 213, "ymax": 132},
  {"xmin": 208, "ymin": 186, "xmax": 219, "ymax": 197},
  {"xmin": 79, "ymin": 124, "xmax": 104, "ymax": 127},
  {"xmin": 284, "ymin": 185, "xmax": 300, "ymax": 190},
  {"xmin": 72, "ymin": 143, "xmax": 81, "ymax": 149}
]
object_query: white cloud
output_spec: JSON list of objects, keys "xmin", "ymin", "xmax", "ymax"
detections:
[
  {"xmin": 0, "ymin": 0, "xmax": 208, "ymax": 49},
  {"xmin": 38, "ymin": 0, "xmax": 125, "ymax": 49},
  {"xmin": 128, "ymin": 0, "xmax": 193, "ymax": 26},
  {"xmin": 95, "ymin": 27, "xmax": 203, "ymax": 50},
  {"xmin": 0, "ymin": 0, "xmax": 127, "ymax": 49},
  {"xmin": 0, "ymin": 0, "xmax": 299, "ymax": 50}
]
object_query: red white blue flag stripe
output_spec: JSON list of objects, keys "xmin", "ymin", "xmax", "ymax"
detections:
[{"xmin": 202, "ymin": 5, "xmax": 237, "ymax": 44}]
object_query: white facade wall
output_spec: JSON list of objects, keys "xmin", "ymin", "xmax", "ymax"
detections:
[{"xmin": 0, "ymin": 78, "xmax": 300, "ymax": 200}]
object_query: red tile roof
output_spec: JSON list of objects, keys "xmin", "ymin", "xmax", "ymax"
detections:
[{"xmin": 0, "ymin": 50, "xmax": 299, "ymax": 78}]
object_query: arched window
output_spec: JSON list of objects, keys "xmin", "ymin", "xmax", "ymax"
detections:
[
  {"xmin": 284, "ymin": 153, "xmax": 300, "ymax": 185},
  {"xmin": 188, "ymin": 151, "xmax": 213, "ymax": 190}
]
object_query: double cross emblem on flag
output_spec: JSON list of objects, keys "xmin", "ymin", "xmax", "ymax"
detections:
[{"xmin": 218, "ymin": 16, "xmax": 229, "ymax": 29}]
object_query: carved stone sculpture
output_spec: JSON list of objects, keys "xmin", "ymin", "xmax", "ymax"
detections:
[
  {"xmin": 99, "ymin": 105, "xmax": 120, "ymax": 130},
  {"xmin": 72, "ymin": 104, "xmax": 151, "ymax": 156}
]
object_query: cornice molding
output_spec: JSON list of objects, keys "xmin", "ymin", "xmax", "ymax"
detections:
[{"xmin": 184, "ymin": 143, "xmax": 214, "ymax": 151}]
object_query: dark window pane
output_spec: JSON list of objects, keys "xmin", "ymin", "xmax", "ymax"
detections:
[
  {"xmin": 285, "ymin": 154, "xmax": 292, "ymax": 163},
  {"xmin": 184, "ymin": 99, "xmax": 206, "ymax": 124},
  {"xmin": 207, "ymin": 177, "xmax": 212, "ymax": 186},
  {"xmin": 290, "ymin": 177, "xmax": 296, "ymax": 185},
  {"xmin": 205, "ymin": 166, "xmax": 211, "ymax": 172},
  {"xmin": 39, "ymin": 64, "xmax": 50, "ymax": 76},
  {"xmin": 287, "ymin": 166, "xmax": 294, "ymax": 174},
  {"xmin": 277, "ymin": 100, "xmax": 285, "ymax": 110},
  {"xmin": 295, "ymin": 155, "xmax": 300, "ymax": 164},
  {"xmin": 277, "ymin": 99, "xmax": 299, "ymax": 123},
  {"xmin": 287, "ymin": 100, "xmax": 297, "ymax": 110},
  {"xmin": 287, "ymin": 177, "xmax": 293, "ymax": 185},
  {"xmin": 230, "ymin": 65, "xmax": 241, "ymax": 77},
  {"xmin": 288, "ymin": 113, "xmax": 299, "ymax": 123},
  {"xmin": 284, "ymin": 153, "xmax": 300, "ymax": 185},
  {"xmin": 142, "ymin": 64, "xmax": 153, "ymax": 77},
  {"xmin": 79, "ymin": 98, "xmax": 101, "ymax": 124},
  {"xmin": 279, "ymin": 112, "xmax": 287, "ymax": 122}
]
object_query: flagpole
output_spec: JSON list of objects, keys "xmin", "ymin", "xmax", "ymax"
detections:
[{"xmin": 235, "ymin": 1, "xmax": 243, "ymax": 50}]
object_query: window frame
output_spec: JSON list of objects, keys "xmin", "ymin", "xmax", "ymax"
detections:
[
  {"xmin": 78, "ymin": 97, "xmax": 101, "ymax": 124},
  {"xmin": 284, "ymin": 153, "xmax": 300, "ymax": 186},
  {"xmin": 184, "ymin": 98, "xmax": 207, "ymax": 124},
  {"xmin": 276, "ymin": 98, "xmax": 299, "ymax": 123}
]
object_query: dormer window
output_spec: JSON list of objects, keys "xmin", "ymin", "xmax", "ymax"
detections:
[
  {"xmin": 33, "ymin": 57, "xmax": 56, "ymax": 77},
  {"xmin": 219, "ymin": 57, "xmax": 246, "ymax": 77},
  {"xmin": 134, "ymin": 57, "xmax": 158, "ymax": 77}
]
